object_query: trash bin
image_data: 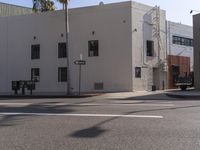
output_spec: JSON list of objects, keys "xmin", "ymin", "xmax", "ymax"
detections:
[{"xmin": 152, "ymin": 85, "xmax": 156, "ymax": 91}]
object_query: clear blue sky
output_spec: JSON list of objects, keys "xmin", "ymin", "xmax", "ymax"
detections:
[{"xmin": 0, "ymin": 0, "xmax": 198, "ymax": 26}]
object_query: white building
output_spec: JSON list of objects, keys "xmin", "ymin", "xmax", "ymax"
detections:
[
  {"xmin": 167, "ymin": 21, "xmax": 193, "ymax": 71},
  {"xmin": 0, "ymin": 1, "xmax": 167, "ymax": 95}
]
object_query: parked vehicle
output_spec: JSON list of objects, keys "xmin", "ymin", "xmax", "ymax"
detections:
[{"xmin": 174, "ymin": 73, "xmax": 193, "ymax": 90}]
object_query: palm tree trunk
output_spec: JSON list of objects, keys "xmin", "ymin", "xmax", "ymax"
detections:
[{"xmin": 65, "ymin": 1, "xmax": 71, "ymax": 95}]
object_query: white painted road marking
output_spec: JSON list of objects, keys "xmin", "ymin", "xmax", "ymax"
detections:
[
  {"xmin": 0, "ymin": 103, "xmax": 31, "ymax": 107},
  {"xmin": 0, "ymin": 113, "xmax": 163, "ymax": 119},
  {"xmin": 70, "ymin": 103, "xmax": 175, "ymax": 107},
  {"xmin": 0, "ymin": 103, "xmax": 174, "ymax": 107}
]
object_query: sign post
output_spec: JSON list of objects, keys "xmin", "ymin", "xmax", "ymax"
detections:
[{"xmin": 74, "ymin": 59, "xmax": 86, "ymax": 96}]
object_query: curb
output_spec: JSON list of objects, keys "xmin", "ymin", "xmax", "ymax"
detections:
[
  {"xmin": 166, "ymin": 93, "xmax": 200, "ymax": 99},
  {"xmin": 0, "ymin": 94, "xmax": 98, "ymax": 99}
]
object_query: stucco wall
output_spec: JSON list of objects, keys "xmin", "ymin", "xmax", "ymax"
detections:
[
  {"xmin": 69, "ymin": 2, "xmax": 133, "ymax": 93},
  {"xmin": 0, "ymin": 2, "xmax": 133, "ymax": 94},
  {"xmin": 131, "ymin": 2, "xmax": 167, "ymax": 91}
]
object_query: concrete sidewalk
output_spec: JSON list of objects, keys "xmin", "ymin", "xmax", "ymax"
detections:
[{"xmin": 93, "ymin": 90, "xmax": 172, "ymax": 100}]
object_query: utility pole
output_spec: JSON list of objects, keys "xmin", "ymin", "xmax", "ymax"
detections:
[{"xmin": 64, "ymin": 0, "xmax": 71, "ymax": 95}]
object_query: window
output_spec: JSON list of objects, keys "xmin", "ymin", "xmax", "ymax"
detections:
[
  {"xmin": 58, "ymin": 67, "xmax": 67, "ymax": 82},
  {"xmin": 88, "ymin": 40, "xmax": 99, "ymax": 57},
  {"xmin": 31, "ymin": 44, "xmax": 40, "ymax": 59},
  {"xmin": 172, "ymin": 36, "xmax": 193, "ymax": 47},
  {"xmin": 135, "ymin": 67, "xmax": 141, "ymax": 78},
  {"xmin": 147, "ymin": 40, "xmax": 154, "ymax": 56},
  {"xmin": 31, "ymin": 68, "xmax": 40, "ymax": 82},
  {"xmin": 58, "ymin": 43, "xmax": 67, "ymax": 58}
]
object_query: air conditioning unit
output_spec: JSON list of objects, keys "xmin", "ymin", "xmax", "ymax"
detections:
[{"xmin": 94, "ymin": 82, "xmax": 104, "ymax": 90}]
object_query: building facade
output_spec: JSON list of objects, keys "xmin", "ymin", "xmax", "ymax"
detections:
[
  {"xmin": 0, "ymin": 1, "xmax": 167, "ymax": 95},
  {"xmin": 193, "ymin": 14, "xmax": 200, "ymax": 90},
  {"xmin": 0, "ymin": 2, "xmax": 32, "ymax": 17},
  {"xmin": 166, "ymin": 21, "xmax": 193, "ymax": 88}
]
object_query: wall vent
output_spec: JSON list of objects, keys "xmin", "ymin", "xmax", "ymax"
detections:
[{"xmin": 94, "ymin": 82, "xmax": 104, "ymax": 90}]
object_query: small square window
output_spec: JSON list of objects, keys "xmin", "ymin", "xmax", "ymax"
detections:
[
  {"xmin": 88, "ymin": 40, "xmax": 99, "ymax": 57},
  {"xmin": 58, "ymin": 67, "xmax": 67, "ymax": 82},
  {"xmin": 31, "ymin": 44, "xmax": 40, "ymax": 59},
  {"xmin": 135, "ymin": 67, "xmax": 141, "ymax": 78},
  {"xmin": 146, "ymin": 40, "xmax": 154, "ymax": 56},
  {"xmin": 58, "ymin": 43, "xmax": 67, "ymax": 58},
  {"xmin": 31, "ymin": 68, "xmax": 40, "ymax": 82}
]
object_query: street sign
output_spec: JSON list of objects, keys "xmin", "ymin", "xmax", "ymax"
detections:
[
  {"xmin": 74, "ymin": 60, "xmax": 86, "ymax": 65},
  {"xmin": 74, "ymin": 59, "xmax": 86, "ymax": 96}
]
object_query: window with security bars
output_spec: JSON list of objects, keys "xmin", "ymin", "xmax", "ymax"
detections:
[
  {"xmin": 88, "ymin": 40, "xmax": 99, "ymax": 57},
  {"xmin": 146, "ymin": 40, "xmax": 154, "ymax": 56},
  {"xmin": 58, "ymin": 42, "xmax": 67, "ymax": 58},
  {"xmin": 58, "ymin": 67, "xmax": 67, "ymax": 82},
  {"xmin": 31, "ymin": 44, "xmax": 40, "ymax": 59},
  {"xmin": 173, "ymin": 36, "xmax": 193, "ymax": 47},
  {"xmin": 31, "ymin": 68, "xmax": 40, "ymax": 82}
]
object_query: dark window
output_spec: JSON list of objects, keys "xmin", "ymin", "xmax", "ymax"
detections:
[
  {"xmin": 58, "ymin": 43, "xmax": 67, "ymax": 58},
  {"xmin": 147, "ymin": 40, "xmax": 154, "ymax": 56},
  {"xmin": 135, "ymin": 67, "xmax": 141, "ymax": 78},
  {"xmin": 31, "ymin": 44, "xmax": 40, "ymax": 59},
  {"xmin": 88, "ymin": 40, "xmax": 99, "ymax": 57},
  {"xmin": 31, "ymin": 68, "xmax": 40, "ymax": 82},
  {"xmin": 172, "ymin": 36, "xmax": 193, "ymax": 47},
  {"xmin": 58, "ymin": 67, "xmax": 67, "ymax": 82}
]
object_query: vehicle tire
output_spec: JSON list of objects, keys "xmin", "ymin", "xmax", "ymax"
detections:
[{"xmin": 181, "ymin": 86, "xmax": 187, "ymax": 91}]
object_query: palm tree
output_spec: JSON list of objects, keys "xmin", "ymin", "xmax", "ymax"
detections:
[{"xmin": 57, "ymin": 0, "xmax": 71, "ymax": 95}]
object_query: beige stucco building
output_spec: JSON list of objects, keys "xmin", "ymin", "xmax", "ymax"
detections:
[{"xmin": 0, "ymin": 1, "xmax": 167, "ymax": 95}]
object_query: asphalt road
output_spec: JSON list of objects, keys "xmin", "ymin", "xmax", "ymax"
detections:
[{"xmin": 0, "ymin": 94, "xmax": 200, "ymax": 150}]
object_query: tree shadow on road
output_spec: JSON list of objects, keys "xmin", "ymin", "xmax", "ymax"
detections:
[
  {"xmin": 0, "ymin": 102, "xmax": 75, "ymax": 127},
  {"xmin": 69, "ymin": 103, "xmax": 200, "ymax": 138},
  {"xmin": 0, "ymin": 100, "xmax": 102, "ymax": 127}
]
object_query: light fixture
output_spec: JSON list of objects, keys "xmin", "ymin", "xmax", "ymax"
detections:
[
  {"xmin": 92, "ymin": 31, "xmax": 95, "ymax": 35},
  {"xmin": 190, "ymin": 9, "xmax": 200, "ymax": 14}
]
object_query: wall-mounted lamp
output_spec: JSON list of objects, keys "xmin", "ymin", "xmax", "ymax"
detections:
[
  {"xmin": 133, "ymin": 28, "xmax": 137, "ymax": 32},
  {"xmin": 33, "ymin": 36, "xmax": 37, "ymax": 40},
  {"xmin": 61, "ymin": 33, "xmax": 64, "ymax": 37},
  {"xmin": 190, "ymin": 10, "xmax": 200, "ymax": 14},
  {"xmin": 92, "ymin": 31, "xmax": 95, "ymax": 35}
]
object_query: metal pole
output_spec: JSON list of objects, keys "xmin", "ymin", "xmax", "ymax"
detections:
[
  {"xmin": 31, "ymin": 70, "xmax": 33, "ymax": 95},
  {"xmin": 79, "ymin": 64, "xmax": 82, "ymax": 96},
  {"xmin": 65, "ymin": 1, "xmax": 71, "ymax": 95}
]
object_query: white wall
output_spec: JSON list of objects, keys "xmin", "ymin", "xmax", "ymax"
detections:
[
  {"xmin": 0, "ymin": 1, "xmax": 170, "ymax": 94},
  {"xmin": 167, "ymin": 21, "xmax": 193, "ymax": 71},
  {"xmin": 69, "ymin": 2, "xmax": 133, "ymax": 93},
  {"xmin": 0, "ymin": 12, "xmax": 67, "ymax": 94},
  {"xmin": 0, "ymin": 2, "xmax": 133, "ymax": 94},
  {"xmin": 131, "ymin": 2, "xmax": 167, "ymax": 91}
]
